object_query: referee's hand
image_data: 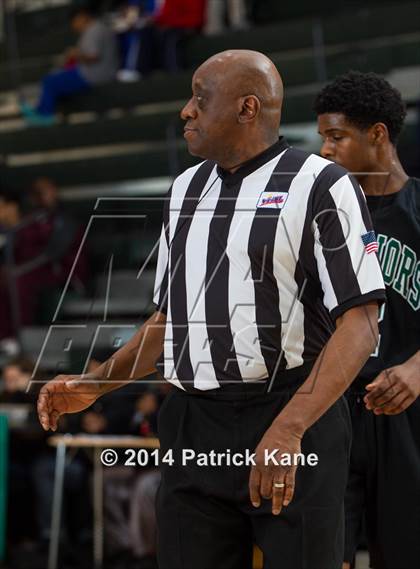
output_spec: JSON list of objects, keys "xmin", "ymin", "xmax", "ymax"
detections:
[
  {"xmin": 37, "ymin": 374, "xmax": 100, "ymax": 431},
  {"xmin": 249, "ymin": 424, "xmax": 303, "ymax": 516}
]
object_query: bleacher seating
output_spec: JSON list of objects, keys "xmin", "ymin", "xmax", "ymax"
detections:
[
  {"xmin": 62, "ymin": 269, "xmax": 156, "ymax": 319},
  {"xmin": 2, "ymin": 4, "xmax": 420, "ymax": 92},
  {"xmin": 1, "ymin": 9, "xmax": 419, "ymax": 188}
]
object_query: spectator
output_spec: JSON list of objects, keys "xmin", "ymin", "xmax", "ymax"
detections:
[
  {"xmin": 0, "ymin": 191, "xmax": 21, "ymax": 266},
  {"xmin": 112, "ymin": 0, "xmax": 159, "ymax": 82},
  {"xmin": 0, "ymin": 177, "xmax": 88, "ymax": 340},
  {"xmin": 32, "ymin": 450, "xmax": 92, "ymax": 556},
  {"xmin": 32, "ymin": 351, "xmax": 135, "ymax": 560},
  {"xmin": 20, "ymin": 6, "xmax": 118, "ymax": 125},
  {"xmin": 129, "ymin": 468, "xmax": 160, "ymax": 563},
  {"xmin": 0, "ymin": 192, "xmax": 20, "ymax": 236},
  {"xmin": 0, "ymin": 195, "xmax": 19, "ymax": 339},
  {"xmin": 130, "ymin": 389, "xmax": 159, "ymax": 436},
  {"xmin": 153, "ymin": 0, "xmax": 207, "ymax": 72},
  {"xmin": 0, "ymin": 357, "xmax": 43, "ymax": 550},
  {"xmin": 23, "ymin": 177, "xmax": 88, "ymax": 280},
  {"xmin": 0, "ymin": 355, "xmax": 34, "ymax": 403},
  {"xmin": 104, "ymin": 388, "xmax": 161, "ymax": 566}
]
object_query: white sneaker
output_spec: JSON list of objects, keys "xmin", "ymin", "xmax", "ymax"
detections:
[{"xmin": 117, "ymin": 70, "xmax": 141, "ymax": 83}]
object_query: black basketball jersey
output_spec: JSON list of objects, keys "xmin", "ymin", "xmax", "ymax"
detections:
[{"xmin": 357, "ymin": 177, "xmax": 420, "ymax": 386}]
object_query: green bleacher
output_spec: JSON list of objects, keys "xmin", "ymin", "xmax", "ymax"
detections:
[
  {"xmin": 1, "ymin": 1, "xmax": 419, "ymax": 191},
  {"xmin": 2, "ymin": 1, "xmax": 420, "ymax": 88}
]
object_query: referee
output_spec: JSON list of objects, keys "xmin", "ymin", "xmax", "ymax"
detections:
[{"xmin": 38, "ymin": 51, "xmax": 386, "ymax": 569}]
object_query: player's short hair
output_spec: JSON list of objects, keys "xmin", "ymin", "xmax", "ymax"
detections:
[{"xmin": 314, "ymin": 71, "xmax": 407, "ymax": 144}]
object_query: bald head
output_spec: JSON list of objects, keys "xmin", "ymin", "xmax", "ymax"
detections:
[
  {"xmin": 200, "ymin": 50, "xmax": 283, "ymax": 100},
  {"xmin": 181, "ymin": 50, "xmax": 284, "ymax": 167},
  {"xmin": 199, "ymin": 50, "xmax": 283, "ymax": 130}
]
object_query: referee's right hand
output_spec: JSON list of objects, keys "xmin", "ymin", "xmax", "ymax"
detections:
[
  {"xmin": 37, "ymin": 374, "xmax": 100, "ymax": 432},
  {"xmin": 249, "ymin": 423, "xmax": 302, "ymax": 516}
]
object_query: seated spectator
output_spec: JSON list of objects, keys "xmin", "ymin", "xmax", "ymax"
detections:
[
  {"xmin": 20, "ymin": 6, "xmax": 118, "ymax": 125},
  {"xmin": 0, "ymin": 191, "xmax": 20, "ymax": 237},
  {"xmin": 0, "ymin": 177, "xmax": 88, "ymax": 340},
  {"xmin": 20, "ymin": 178, "xmax": 88, "ymax": 287},
  {"xmin": 0, "ymin": 189, "xmax": 21, "ymax": 339},
  {"xmin": 103, "ymin": 388, "xmax": 161, "ymax": 566},
  {"xmin": 0, "ymin": 357, "xmax": 44, "ymax": 551},
  {"xmin": 130, "ymin": 389, "xmax": 159, "ymax": 436},
  {"xmin": 31, "ymin": 351, "xmax": 135, "ymax": 561},
  {"xmin": 32, "ymin": 407, "xmax": 92, "ymax": 557},
  {"xmin": 0, "ymin": 190, "xmax": 21, "ymax": 264},
  {"xmin": 0, "ymin": 355, "xmax": 34, "ymax": 403},
  {"xmin": 129, "ymin": 468, "xmax": 160, "ymax": 563}
]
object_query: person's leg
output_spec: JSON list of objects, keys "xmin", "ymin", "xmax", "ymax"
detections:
[
  {"xmin": 239, "ymin": 394, "xmax": 351, "ymax": 569},
  {"xmin": 204, "ymin": 0, "xmax": 226, "ymax": 35},
  {"xmin": 65, "ymin": 457, "xmax": 92, "ymax": 542},
  {"xmin": 32, "ymin": 453, "xmax": 91, "ymax": 542},
  {"xmin": 0, "ymin": 282, "xmax": 13, "ymax": 339},
  {"xmin": 156, "ymin": 385, "xmax": 351, "ymax": 569},
  {"xmin": 129, "ymin": 469, "xmax": 160, "ymax": 559},
  {"xmin": 137, "ymin": 26, "xmax": 156, "ymax": 76},
  {"xmin": 32, "ymin": 454, "xmax": 57, "ymax": 541},
  {"xmin": 37, "ymin": 67, "xmax": 90, "ymax": 116},
  {"xmin": 343, "ymin": 392, "xmax": 368, "ymax": 568},
  {"xmin": 125, "ymin": 30, "xmax": 141, "ymax": 71},
  {"xmin": 227, "ymin": 0, "xmax": 248, "ymax": 29},
  {"xmin": 117, "ymin": 30, "xmax": 141, "ymax": 81},
  {"xmin": 8, "ymin": 461, "xmax": 35, "ymax": 544},
  {"xmin": 156, "ymin": 389, "xmax": 254, "ymax": 569},
  {"xmin": 161, "ymin": 28, "xmax": 184, "ymax": 73},
  {"xmin": 365, "ymin": 398, "xmax": 420, "ymax": 569},
  {"xmin": 103, "ymin": 466, "xmax": 134, "ymax": 556},
  {"xmin": 157, "ymin": 477, "xmax": 253, "ymax": 569}
]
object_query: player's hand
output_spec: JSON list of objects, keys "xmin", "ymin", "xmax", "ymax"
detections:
[
  {"xmin": 37, "ymin": 374, "xmax": 100, "ymax": 432},
  {"xmin": 249, "ymin": 422, "xmax": 302, "ymax": 516},
  {"xmin": 364, "ymin": 355, "xmax": 420, "ymax": 415}
]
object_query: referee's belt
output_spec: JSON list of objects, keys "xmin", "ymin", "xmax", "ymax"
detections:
[{"xmin": 190, "ymin": 360, "xmax": 316, "ymax": 398}]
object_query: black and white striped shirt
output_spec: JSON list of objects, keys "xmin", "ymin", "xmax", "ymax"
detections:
[{"xmin": 153, "ymin": 138, "xmax": 386, "ymax": 391}]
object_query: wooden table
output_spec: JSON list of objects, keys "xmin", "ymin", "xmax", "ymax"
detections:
[{"xmin": 47, "ymin": 434, "xmax": 159, "ymax": 569}]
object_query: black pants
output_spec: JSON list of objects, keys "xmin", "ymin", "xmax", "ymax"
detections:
[
  {"xmin": 344, "ymin": 392, "xmax": 420, "ymax": 569},
  {"xmin": 156, "ymin": 384, "xmax": 351, "ymax": 569}
]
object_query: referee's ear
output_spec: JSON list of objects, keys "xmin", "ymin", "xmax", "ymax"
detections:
[{"xmin": 238, "ymin": 95, "xmax": 260, "ymax": 123}]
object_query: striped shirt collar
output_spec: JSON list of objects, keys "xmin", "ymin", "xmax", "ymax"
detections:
[{"xmin": 216, "ymin": 136, "xmax": 289, "ymax": 186}]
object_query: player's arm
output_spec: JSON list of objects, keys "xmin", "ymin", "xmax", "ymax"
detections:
[
  {"xmin": 37, "ymin": 310, "xmax": 166, "ymax": 432},
  {"xmin": 363, "ymin": 349, "xmax": 420, "ymax": 414},
  {"xmin": 249, "ymin": 301, "xmax": 379, "ymax": 515}
]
